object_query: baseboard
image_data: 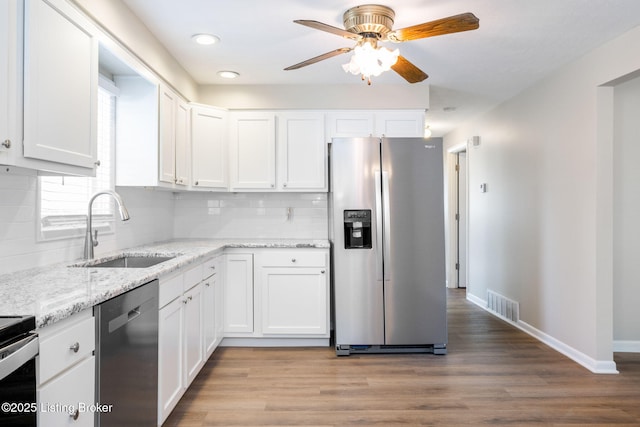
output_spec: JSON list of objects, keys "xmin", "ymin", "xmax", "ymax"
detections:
[
  {"xmin": 613, "ymin": 340, "xmax": 640, "ymax": 353},
  {"xmin": 221, "ymin": 337, "xmax": 330, "ymax": 347},
  {"xmin": 466, "ymin": 293, "xmax": 619, "ymax": 374}
]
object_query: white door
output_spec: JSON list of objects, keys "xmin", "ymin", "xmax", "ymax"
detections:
[{"xmin": 457, "ymin": 151, "xmax": 468, "ymax": 288}]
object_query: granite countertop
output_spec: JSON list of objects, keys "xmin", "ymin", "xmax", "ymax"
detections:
[{"xmin": 0, "ymin": 239, "xmax": 329, "ymax": 329}]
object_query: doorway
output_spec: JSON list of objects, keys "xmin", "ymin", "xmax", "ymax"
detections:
[{"xmin": 446, "ymin": 143, "xmax": 469, "ymax": 290}]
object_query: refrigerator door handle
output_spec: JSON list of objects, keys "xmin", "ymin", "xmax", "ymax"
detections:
[
  {"xmin": 375, "ymin": 170, "xmax": 384, "ymax": 281},
  {"xmin": 382, "ymin": 171, "xmax": 391, "ymax": 281}
]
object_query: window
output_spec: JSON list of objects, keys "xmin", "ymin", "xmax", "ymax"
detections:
[{"xmin": 38, "ymin": 79, "xmax": 117, "ymax": 241}]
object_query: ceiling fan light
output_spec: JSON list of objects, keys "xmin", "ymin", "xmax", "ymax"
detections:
[{"xmin": 217, "ymin": 70, "xmax": 239, "ymax": 79}]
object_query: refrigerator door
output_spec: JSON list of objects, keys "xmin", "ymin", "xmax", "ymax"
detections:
[
  {"xmin": 381, "ymin": 137, "xmax": 447, "ymax": 346},
  {"xmin": 331, "ymin": 137, "xmax": 385, "ymax": 346}
]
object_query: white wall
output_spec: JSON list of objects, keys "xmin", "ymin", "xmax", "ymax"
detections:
[
  {"xmin": 173, "ymin": 192, "xmax": 327, "ymax": 240},
  {"xmin": 444, "ymin": 25, "xmax": 640, "ymax": 371},
  {"xmin": 0, "ymin": 168, "xmax": 174, "ymax": 275},
  {"xmin": 613, "ymin": 75, "xmax": 640, "ymax": 350},
  {"xmin": 71, "ymin": 0, "xmax": 198, "ymax": 101}
]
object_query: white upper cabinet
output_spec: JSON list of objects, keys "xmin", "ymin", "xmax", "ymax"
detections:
[
  {"xmin": 191, "ymin": 104, "xmax": 228, "ymax": 190},
  {"xmin": 325, "ymin": 111, "xmax": 375, "ymax": 140},
  {"xmin": 229, "ymin": 111, "xmax": 276, "ymax": 191},
  {"xmin": 374, "ymin": 110, "xmax": 425, "ymax": 137},
  {"xmin": 277, "ymin": 112, "xmax": 327, "ymax": 191},
  {"xmin": 159, "ymin": 85, "xmax": 190, "ymax": 187},
  {"xmin": 326, "ymin": 110, "xmax": 425, "ymax": 140},
  {"xmin": 23, "ymin": 0, "xmax": 98, "ymax": 171},
  {"xmin": 114, "ymin": 75, "xmax": 191, "ymax": 189},
  {"xmin": 0, "ymin": 1, "xmax": 15, "ymax": 154}
]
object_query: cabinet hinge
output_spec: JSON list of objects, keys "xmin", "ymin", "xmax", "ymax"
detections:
[
  {"xmin": 455, "ymin": 213, "xmax": 459, "ymax": 221},
  {"xmin": 455, "ymin": 263, "xmax": 459, "ymax": 270},
  {"xmin": 455, "ymin": 164, "xmax": 459, "ymax": 172}
]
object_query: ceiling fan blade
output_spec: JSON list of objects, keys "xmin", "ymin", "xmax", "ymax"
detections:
[
  {"xmin": 284, "ymin": 47, "xmax": 353, "ymax": 71},
  {"xmin": 388, "ymin": 12, "xmax": 479, "ymax": 42},
  {"xmin": 391, "ymin": 55, "xmax": 428, "ymax": 83},
  {"xmin": 294, "ymin": 20, "xmax": 361, "ymax": 41}
]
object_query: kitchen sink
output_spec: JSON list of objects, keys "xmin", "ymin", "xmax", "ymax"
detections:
[{"xmin": 76, "ymin": 255, "xmax": 175, "ymax": 268}]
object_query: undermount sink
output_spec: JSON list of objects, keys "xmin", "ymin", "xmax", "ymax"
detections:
[{"xmin": 77, "ymin": 255, "xmax": 175, "ymax": 269}]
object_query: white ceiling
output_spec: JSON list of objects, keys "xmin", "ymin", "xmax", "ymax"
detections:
[{"xmin": 121, "ymin": 0, "xmax": 640, "ymax": 136}]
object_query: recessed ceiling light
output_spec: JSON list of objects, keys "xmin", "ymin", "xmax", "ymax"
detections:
[
  {"xmin": 191, "ymin": 33, "xmax": 219, "ymax": 45},
  {"xmin": 217, "ymin": 70, "xmax": 239, "ymax": 79}
]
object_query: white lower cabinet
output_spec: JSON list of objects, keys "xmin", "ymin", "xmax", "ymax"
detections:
[
  {"xmin": 223, "ymin": 248, "xmax": 330, "ymax": 344},
  {"xmin": 260, "ymin": 267, "xmax": 328, "ymax": 335},
  {"xmin": 157, "ymin": 256, "xmax": 223, "ymax": 426},
  {"xmin": 158, "ymin": 295, "xmax": 183, "ymax": 425},
  {"xmin": 223, "ymin": 253, "xmax": 254, "ymax": 334},
  {"xmin": 36, "ymin": 309, "xmax": 95, "ymax": 427},
  {"xmin": 203, "ymin": 256, "xmax": 224, "ymax": 359},
  {"xmin": 38, "ymin": 356, "xmax": 95, "ymax": 427}
]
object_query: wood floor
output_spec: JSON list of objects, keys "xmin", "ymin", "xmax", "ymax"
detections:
[{"xmin": 164, "ymin": 289, "xmax": 640, "ymax": 426}]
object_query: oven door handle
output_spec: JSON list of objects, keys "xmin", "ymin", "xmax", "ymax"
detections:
[{"xmin": 0, "ymin": 334, "xmax": 38, "ymax": 382}]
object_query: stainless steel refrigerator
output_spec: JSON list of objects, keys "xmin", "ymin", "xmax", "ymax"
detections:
[{"xmin": 330, "ymin": 137, "xmax": 447, "ymax": 356}]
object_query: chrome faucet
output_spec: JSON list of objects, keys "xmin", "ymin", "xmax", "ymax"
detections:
[{"xmin": 84, "ymin": 190, "xmax": 130, "ymax": 259}]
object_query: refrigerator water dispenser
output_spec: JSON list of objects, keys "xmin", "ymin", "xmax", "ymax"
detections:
[{"xmin": 343, "ymin": 210, "xmax": 372, "ymax": 249}]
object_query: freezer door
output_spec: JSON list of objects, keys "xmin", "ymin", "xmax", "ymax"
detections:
[
  {"xmin": 330, "ymin": 137, "xmax": 385, "ymax": 345},
  {"xmin": 381, "ymin": 138, "xmax": 447, "ymax": 345}
]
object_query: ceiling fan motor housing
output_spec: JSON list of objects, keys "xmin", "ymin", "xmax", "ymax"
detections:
[{"xmin": 343, "ymin": 4, "xmax": 395, "ymax": 36}]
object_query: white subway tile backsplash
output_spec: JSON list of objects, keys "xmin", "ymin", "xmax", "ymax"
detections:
[{"xmin": 0, "ymin": 169, "xmax": 329, "ymax": 275}]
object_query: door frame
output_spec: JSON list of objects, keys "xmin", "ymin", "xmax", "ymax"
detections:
[{"xmin": 446, "ymin": 142, "xmax": 469, "ymax": 289}]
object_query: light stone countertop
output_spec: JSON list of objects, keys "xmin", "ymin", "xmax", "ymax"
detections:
[{"xmin": 0, "ymin": 239, "xmax": 330, "ymax": 329}]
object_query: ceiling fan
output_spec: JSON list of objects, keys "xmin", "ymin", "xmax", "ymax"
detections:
[{"xmin": 284, "ymin": 4, "xmax": 479, "ymax": 85}]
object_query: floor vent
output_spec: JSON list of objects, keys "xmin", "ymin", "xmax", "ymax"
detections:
[{"xmin": 487, "ymin": 290, "xmax": 519, "ymax": 323}]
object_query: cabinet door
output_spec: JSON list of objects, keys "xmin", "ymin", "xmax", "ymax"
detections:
[
  {"xmin": 229, "ymin": 112, "xmax": 275, "ymax": 190},
  {"xmin": 260, "ymin": 267, "xmax": 328, "ymax": 335},
  {"xmin": 224, "ymin": 253, "xmax": 254, "ymax": 333},
  {"xmin": 158, "ymin": 297, "xmax": 184, "ymax": 425},
  {"xmin": 374, "ymin": 111, "xmax": 425, "ymax": 137},
  {"xmin": 325, "ymin": 111, "xmax": 374, "ymax": 141},
  {"xmin": 23, "ymin": 0, "xmax": 98, "ymax": 171},
  {"xmin": 277, "ymin": 112, "xmax": 327, "ymax": 191},
  {"xmin": 159, "ymin": 86, "xmax": 177, "ymax": 184},
  {"xmin": 183, "ymin": 283, "xmax": 204, "ymax": 386},
  {"xmin": 174, "ymin": 100, "xmax": 190, "ymax": 186},
  {"xmin": 0, "ymin": 1, "xmax": 14, "ymax": 152},
  {"xmin": 203, "ymin": 271, "xmax": 222, "ymax": 359},
  {"xmin": 38, "ymin": 356, "xmax": 95, "ymax": 427},
  {"xmin": 191, "ymin": 105, "xmax": 228, "ymax": 190}
]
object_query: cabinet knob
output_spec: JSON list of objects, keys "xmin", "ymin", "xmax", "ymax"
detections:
[
  {"xmin": 183, "ymin": 299, "xmax": 188, "ymax": 304},
  {"xmin": 69, "ymin": 342, "xmax": 80, "ymax": 353},
  {"xmin": 291, "ymin": 258, "xmax": 296, "ymax": 263},
  {"xmin": 94, "ymin": 160, "xmax": 101, "ymax": 167},
  {"xmin": 205, "ymin": 282, "xmax": 210, "ymax": 287},
  {"xmin": 195, "ymin": 181, "xmax": 199, "ymax": 186},
  {"xmin": 271, "ymin": 184, "xmax": 275, "ymax": 188},
  {"xmin": 283, "ymin": 183, "xmax": 287, "ymax": 188},
  {"xmin": 70, "ymin": 409, "xmax": 80, "ymax": 421},
  {"xmin": 188, "ymin": 296, "xmax": 193, "ymax": 301},
  {"xmin": 321, "ymin": 270, "xmax": 326, "ymax": 274},
  {"xmin": 1, "ymin": 140, "xmax": 10, "ymax": 149}
]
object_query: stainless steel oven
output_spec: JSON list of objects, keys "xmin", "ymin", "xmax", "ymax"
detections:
[{"xmin": 0, "ymin": 315, "xmax": 38, "ymax": 427}]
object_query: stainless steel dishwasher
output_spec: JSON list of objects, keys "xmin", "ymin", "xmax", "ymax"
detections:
[{"xmin": 95, "ymin": 280, "xmax": 158, "ymax": 426}]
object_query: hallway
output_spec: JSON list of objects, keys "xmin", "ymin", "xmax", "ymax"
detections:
[{"xmin": 165, "ymin": 289, "xmax": 640, "ymax": 426}]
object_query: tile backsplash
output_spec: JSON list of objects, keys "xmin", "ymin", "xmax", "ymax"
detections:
[
  {"xmin": 0, "ymin": 167, "xmax": 329, "ymax": 275},
  {"xmin": 173, "ymin": 192, "xmax": 328, "ymax": 240},
  {"xmin": 0, "ymin": 169, "xmax": 175, "ymax": 275}
]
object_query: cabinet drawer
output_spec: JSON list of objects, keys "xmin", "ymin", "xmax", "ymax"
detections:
[
  {"xmin": 259, "ymin": 251, "xmax": 326, "ymax": 267},
  {"xmin": 202, "ymin": 257, "xmax": 219, "ymax": 280},
  {"xmin": 38, "ymin": 316, "xmax": 95, "ymax": 384},
  {"xmin": 38, "ymin": 355, "xmax": 95, "ymax": 427},
  {"xmin": 160, "ymin": 272, "xmax": 183, "ymax": 308},
  {"xmin": 184, "ymin": 263, "xmax": 203, "ymax": 291}
]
